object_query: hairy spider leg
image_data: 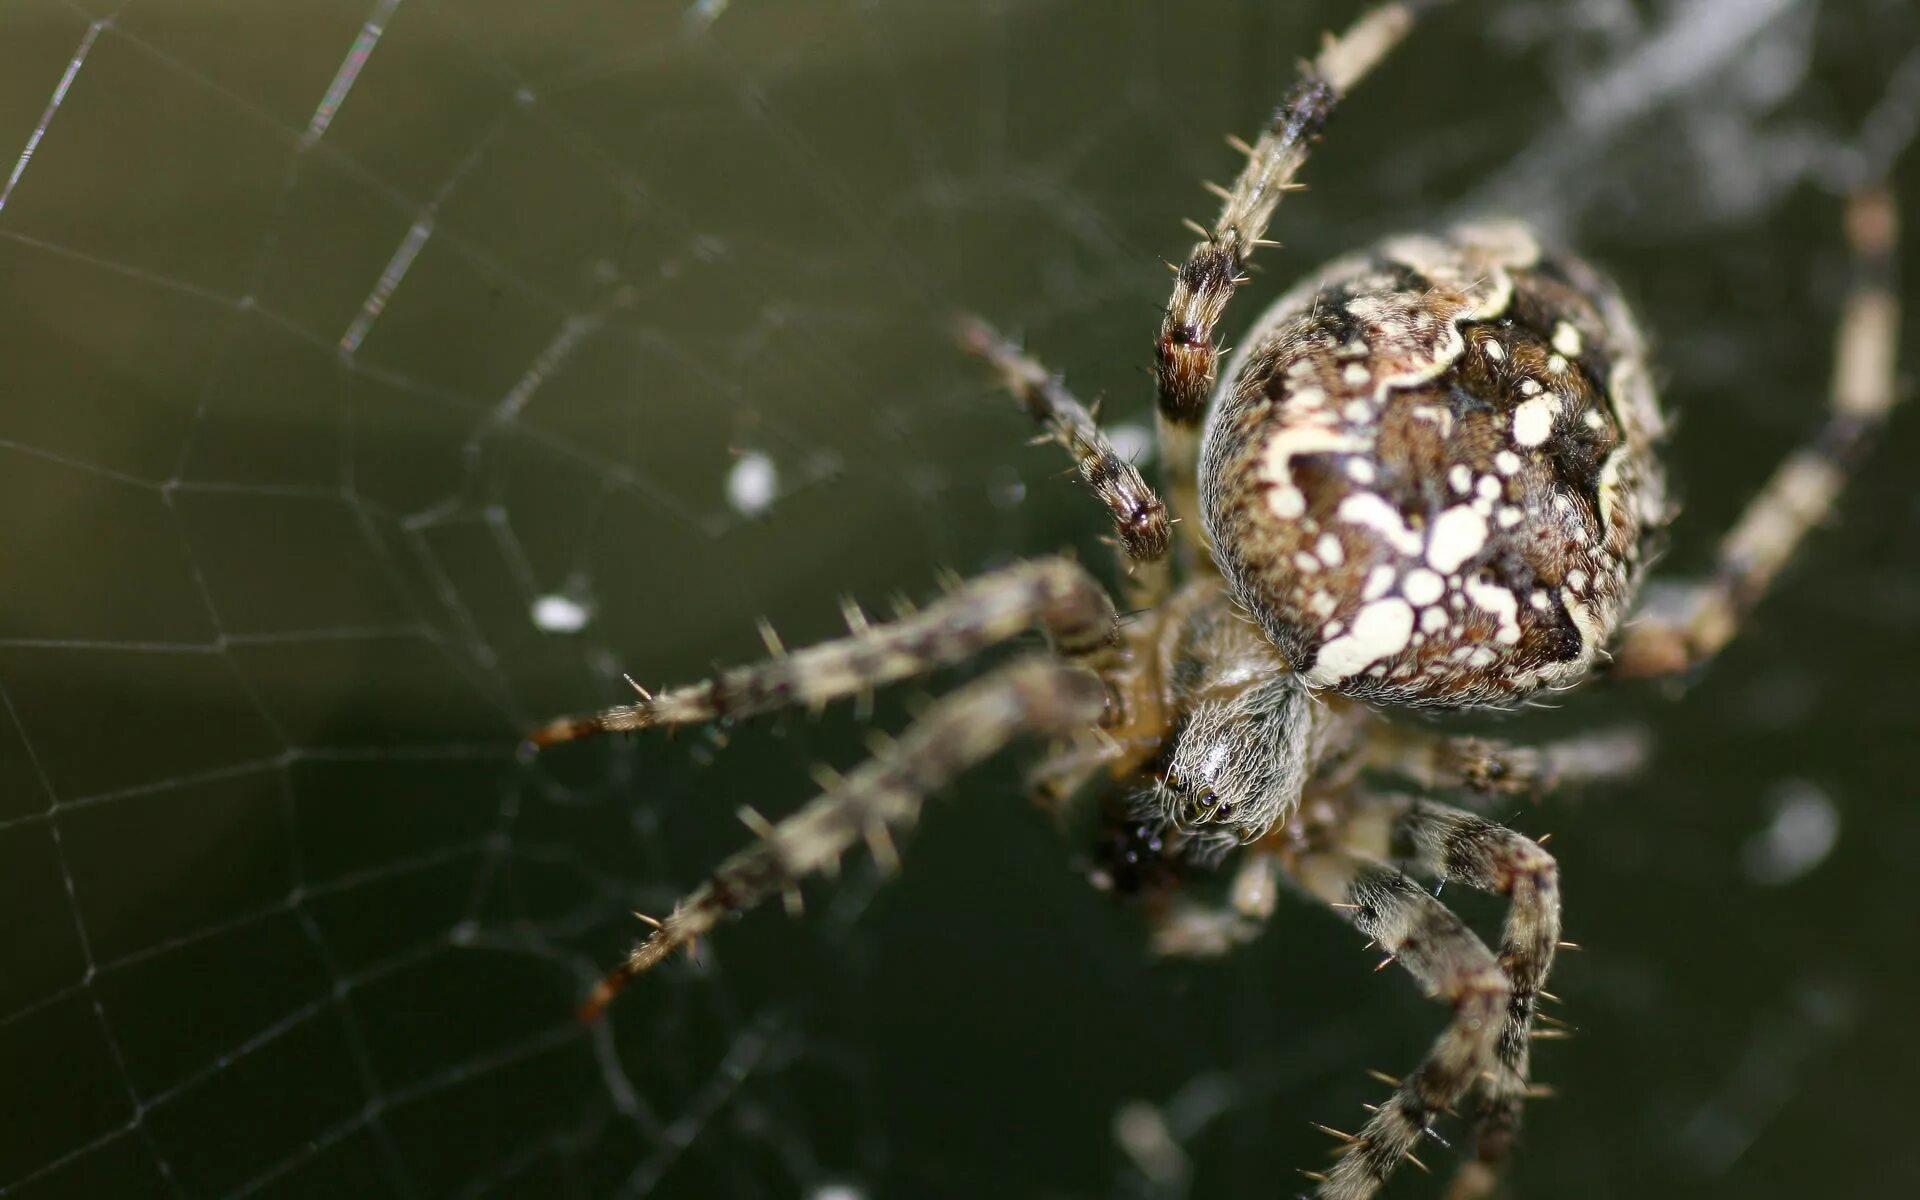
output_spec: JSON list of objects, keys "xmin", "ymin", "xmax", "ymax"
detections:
[
  {"xmin": 1614, "ymin": 186, "xmax": 1903, "ymax": 678},
  {"xmin": 576, "ymin": 658, "xmax": 1107, "ymax": 1020},
  {"xmin": 956, "ymin": 316, "xmax": 1174, "ymax": 606},
  {"xmin": 1154, "ymin": 1, "xmax": 1438, "ymax": 557},
  {"xmin": 1287, "ymin": 848, "xmax": 1512, "ymax": 1200},
  {"xmin": 1346, "ymin": 797, "xmax": 1563, "ymax": 1198},
  {"xmin": 1366, "ymin": 726, "xmax": 1654, "ymax": 803},
  {"xmin": 1285, "ymin": 797, "xmax": 1559, "ymax": 1200},
  {"xmin": 523, "ymin": 557, "xmax": 1118, "ymax": 752}
]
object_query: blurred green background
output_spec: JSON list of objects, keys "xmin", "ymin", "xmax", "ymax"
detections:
[{"xmin": 3, "ymin": 1, "xmax": 1918, "ymax": 1197}]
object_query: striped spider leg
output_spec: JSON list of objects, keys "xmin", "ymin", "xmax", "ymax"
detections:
[
  {"xmin": 524, "ymin": 558, "xmax": 1119, "ymax": 752},
  {"xmin": 1153, "ymin": 1, "xmax": 1434, "ymax": 547},
  {"xmin": 524, "ymin": 558, "xmax": 1124, "ymax": 1017},
  {"xmin": 1365, "ymin": 724, "xmax": 1655, "ymax": 804},
  {"xmin": 1613, "ymin": 187, "xmax": 1903, "ymax": 680},
  {"xmin": 575, "ymin": 656, "xmax": 1106, "ymax": 1020},
  {"xmin": 955, "ymin": 316, "xmax": 1174, "ymax": 607},
  {"xmin": 1291, "ymin": 795, "xmax": 1561, "ymax": 1199}
]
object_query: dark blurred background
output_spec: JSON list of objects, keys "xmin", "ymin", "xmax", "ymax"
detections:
[{"xmin": 3, "ymin": 1, "xmax": 1918, "ymax": 1197}]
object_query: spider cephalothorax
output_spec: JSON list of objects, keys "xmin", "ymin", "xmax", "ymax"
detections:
[{"xmin": 527, "ymin": 4, "xmax": 1902, "ymax": 1197}]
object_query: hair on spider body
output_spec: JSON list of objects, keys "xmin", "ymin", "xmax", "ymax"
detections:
[{"xmin": 527, "ymin": 2, "xmax": 1904, "ymax": 1196}]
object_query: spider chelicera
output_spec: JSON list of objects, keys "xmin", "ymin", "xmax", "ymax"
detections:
[{"xmin": 526, "ymin": 4, "xmax": 1903, "ymax": 1196}]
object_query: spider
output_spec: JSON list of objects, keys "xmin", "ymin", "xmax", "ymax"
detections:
[{"xmin": 525, "ymin": 4, "xmax": 1903, "ymax": 1197}]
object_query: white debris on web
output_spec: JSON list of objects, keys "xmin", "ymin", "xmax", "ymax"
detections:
[
  {"xmin": 530, "ymin": 593, "xmax": 593, "ymax": 634},
  {"xmin": 986, "ymin": 463, "xmax": 1026, "ymax": 508},
  {"xmin": 1113, "ymin": 1099, "xmax": 1190, "ymax": 1189},
  {"xmin": 1106, "ymin": 421, "xmax": 1155, "ymax": 466},
  {"xmin": 1741, "ymin": 779, "xmax": 1840, "ymax": 886},
  {"xmin": 728, "ymin": 451, "xmax": 780, "ymax": 517}
]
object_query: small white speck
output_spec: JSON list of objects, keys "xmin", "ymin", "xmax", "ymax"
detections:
[
  {"xmin": 1114, "ymin": 1102, "xmax": 1187, "ymax": 1188},
  {"xmin": 1294, "ymin": 551, "xmax": 1322, "ymax": 573},
  {"xmin": 1343, "ymin": 363, "xmax": 1371, "ymax": 386},
  {"xmin": 1362, "ymin": 564, "xmax": 1398, "ymax": 601},
  {"xmin": 1343, "ymin": 400, "xmax": 1371, "ymax": 423},
  {"xmin": 1292, "ymin": 386, "xmax": 1327, "ymax": 408},
  {"xmin": 727, "ymin": 451, "xmax": 779, "ymax": 516},
  {"xmin": 1518, "ymin": 378, "xmax": 1543, "ymax": 396},
  {"xmin": 1426, "ymin": 506, "xmax": 1487, "ymax": 574},
  {"xmin": 1475, "ymin": 474, "xmax": 1501, "ymax": 500},
  {"xmin": 1495, "ymin": 450, "xmax": 1522, "ymax": 475},
  {"xmin": 1512, "ymin": 396, "xmax": 1557, "ymax": 447},
  {"xmin": 987, "ymin": 465, "xmax": 1026, "ymax": 509},
  {"xmin": 1420, "ymin": 606, "xmax": 1448, "ymax": 633},
  {"xmin": 1497, "ymin": 506, "xmax": 1524, "ymax": 528},
  {"xmin": 531, "ymin": 594, "xmax": 591, "ymax": 634},
  {"xmin": 1567, "ymin": 568, "xmax": 1589, "ymax": 593},
  {"xmin": 1551, "ymin": 321, "xmax": 1583, "ymax": 357},
  {"xmin": 1269, "ymin": 485, "xmax": 1306, "ymax": 519},
  {"xmin": 1339, "ymin": 492, "xmax": 1423, "ymax": 556},
  {"xmin": 1449, "ymin": 464, "xmax": 1472, "ymax": 494},
  {"xmin": 1408, "ymin": 405, "xmax": 1453, "ymax": 437},
  {"xmin": 1316, "ymin": 533, "xmax": 1344, "ymax": 567},
  {"xmin": 1309, "ymin": 597, "xmax": 1415, "ymax": 685},
  {"xmin": 1483, "ymin": 339, "xmax": 1507, "ymax": 362},
  {"xmin": 1584, "ymin": 409, "xmax": 1607, "ymax": 431},
  {"xmin": 1107, "ymin": 422, "xmax": 1155, "ymax": 464},
  {"xmin": 1403, "ymin": 568, "xmax": 1444, "ymax": 606},
  {"xmin": 1464, "ymin": 575, "xmax": 1521, "ymax": 644},
  {"xmin": 1547, "ymin": 354, "xmax": 1569, "ymax": 374},
  {"xmin": 1742, "ymin": 780, "xmax": 1839, "ymax": 886},
  {"xmin": 1345, "ymin": 459, "xmax": 1376, "ymax": 485}
]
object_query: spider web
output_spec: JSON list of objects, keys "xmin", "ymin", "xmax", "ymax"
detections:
[{"xmin": 3, "ymin": 1, "xmax": 1919, "ymax": 1197}]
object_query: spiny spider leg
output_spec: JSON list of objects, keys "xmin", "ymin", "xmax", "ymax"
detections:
[
  {"xmin": 1365, "ymin": 726, "xmax": 1653, "ymax": 803},
  {"xmin": 1288, "ymin": 848, "xmax": 1510, "ymax": 1200},
  {"xmin": 523, "ymin": 558, "xmax": 1118, "ymax": 752},
  {"xmin": 1154, "ymin": 1, "xmax": 1434, "ymax": 546},
  {"xmin": 1615, "ymin": 186, "xmax": 1903, "ymax": 679},
  {"xmin": 956, "ymin": 317, "xmax": 1173, "ymax": 605},
  {"xmin": 577, "ymin": 657, "xmax": 1107, "ymax": 1020},
  {"xmin": 1347, "ymin": 797, "xmax": 1562, "ymax": 1199}
]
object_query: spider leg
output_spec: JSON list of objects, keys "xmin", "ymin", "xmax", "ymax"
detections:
[
  {"xmin": 524, "ymin": 557, "xmax": 1118, "ymax": 751},
  {"xmin": 1287, "ymin": 847, "xmax": 1511, "ymax": 1200},
  {"xmin": 1154, "ymin": 1, "xmax": 1430, "ymax": 551},
  {"xmin": 577, "ymin": 656, "xmax": 1107, "ymax": 1019},
  {"xmin": 1331, "ymin": 795, "xmax": 1563, "ymax": 1200},
  {"xmin": 1614, "ymin": 186, "xmax": 1902, "ymax": 679},
  {"xmin": 1365, "ymin": 726, "xmax": 1652, "ymax": 805},
  {"xmin": 1145, "ymin": 849, "xmax": 1284, "ymax": 958},
  {"xmin": 956, "ymin": 316, "xmax": 1173, "ymax": 605}
]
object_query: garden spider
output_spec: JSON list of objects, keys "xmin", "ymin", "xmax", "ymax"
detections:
[{"xmin": 526, "ymin": 3, "xmax": 1903, "ymax": 1196}]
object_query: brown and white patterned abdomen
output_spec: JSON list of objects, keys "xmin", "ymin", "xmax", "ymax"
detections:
[{"xmin": 1199, "ymin": 223, "xmax": 1666, "ymax": 708}]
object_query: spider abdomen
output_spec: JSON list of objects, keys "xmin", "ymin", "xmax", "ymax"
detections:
[{"xmin": 1199, "ymin": 222, "xmax": 1667, "ymax": 708}]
